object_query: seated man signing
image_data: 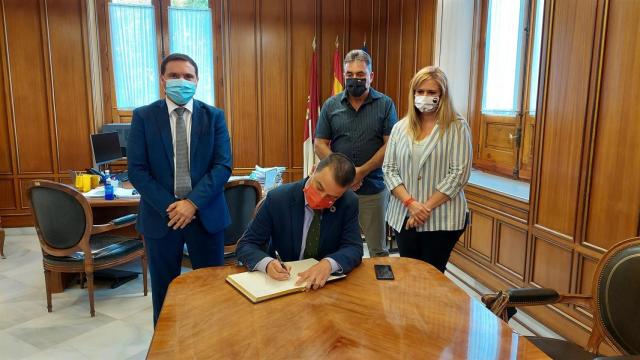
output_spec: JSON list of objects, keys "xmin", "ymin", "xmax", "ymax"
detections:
[{"xmin": 237, "ymin": 153, "xmax": 363, "ymax": 290}]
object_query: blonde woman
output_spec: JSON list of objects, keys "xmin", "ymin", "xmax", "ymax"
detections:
[{"xmin": 382, "ymin": 66, "xmax": 472, "ymax": 273}]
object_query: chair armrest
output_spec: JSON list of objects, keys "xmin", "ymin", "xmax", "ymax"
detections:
[
  {"xmin": 482, "ymin": 288, "xmax": 593, "ymax": 320},
  {"xmin": 92, "ymin": 214, "xmax": 137, "ymax": 235}
]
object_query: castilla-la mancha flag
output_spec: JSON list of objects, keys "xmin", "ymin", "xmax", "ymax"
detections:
[
  {"xmin": 303, "ymin": 38, "xmax": 320, "ymax": 177},
  {"xmin": 331, "ymin": 40, "xmax": 343, "ymax": 96}
]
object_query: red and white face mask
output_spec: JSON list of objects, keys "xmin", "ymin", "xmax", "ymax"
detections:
[{"xmin": 303, "ymin": 182, "xmax": 335, "ymax": 210}]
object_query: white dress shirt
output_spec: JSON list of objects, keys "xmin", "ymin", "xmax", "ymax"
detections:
[{"xmin": 165, "ymin": 98, "xmax": 193, "ymax": 194}]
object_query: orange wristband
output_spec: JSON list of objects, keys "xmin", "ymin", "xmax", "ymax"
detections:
[{"xmin": 403, "ymin": 197, "xmax": 415, "ymax": 207}]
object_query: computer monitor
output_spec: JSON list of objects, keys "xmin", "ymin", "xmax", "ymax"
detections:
[{"xmin": 91, "ymin": 132, "xmax": 123, "ymax": 166}]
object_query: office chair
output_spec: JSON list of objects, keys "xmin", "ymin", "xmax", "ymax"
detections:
[
  {"xmin": 223, "ymin": 179, "xmax": 262, "ymax": 265},
  {"xmin": 28, "ymin": 180, "xmax": 147, "ymax": 317},
  {"xmin": 482, "ymin": 237, "xmax": 640, "ymax": 359}
]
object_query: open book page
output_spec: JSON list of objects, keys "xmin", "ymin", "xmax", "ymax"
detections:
[{"xmin": 226, "ymin": 258, "xmax": 345, "ymax": 303}]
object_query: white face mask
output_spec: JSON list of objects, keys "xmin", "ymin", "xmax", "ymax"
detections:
[{"xmin": 414, "ymin": 95, "xmax": 439, "ymax": 113}]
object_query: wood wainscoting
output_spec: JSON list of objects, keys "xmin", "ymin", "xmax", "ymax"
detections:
[{"xmin": 451, "ymin": 0, "xmax": 640, "ymax": 355}]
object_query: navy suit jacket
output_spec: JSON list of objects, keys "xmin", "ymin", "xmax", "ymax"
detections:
[
  {"xmin": 236, "ymin": 179, "xmax": 363, "ymax": 274},
  {"xmin": 128, "ymin": 99, "xmax": 232, "ymax": 238}
]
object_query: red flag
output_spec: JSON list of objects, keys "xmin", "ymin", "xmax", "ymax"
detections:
[
  {"xmin": 303, "ymin": 38, "xmax": 320, "ymax": 177},
  {"xmin": 331, "ymin": 38, "xmax": 343, "ymax": 96}
]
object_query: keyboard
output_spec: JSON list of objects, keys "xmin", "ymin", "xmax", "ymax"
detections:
[{"xmin": 114, "ymin": 171, "xmax": 128, "ymax": 182}]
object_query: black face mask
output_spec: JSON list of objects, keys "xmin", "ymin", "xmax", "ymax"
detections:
[{"xmin": 345, "ymin": 78, "xmax": 367, "ymax": 98}]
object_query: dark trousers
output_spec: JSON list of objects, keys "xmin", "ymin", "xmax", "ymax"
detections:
[
  {"xmin": 395, "ymin": 218, "xmax": 467, "ymax": 273},
  {"xmin": 144, "ymin": 220, "xmax": 224, "ymax": 326}
]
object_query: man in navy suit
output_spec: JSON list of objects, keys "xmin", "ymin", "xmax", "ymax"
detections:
[
  {"xmin": 128, "ymin": 53, "xmax": 232, "ymax": 325},
  {"xmin": 237, "ymin": 153, "xmax": 363, "ymax": 290}
]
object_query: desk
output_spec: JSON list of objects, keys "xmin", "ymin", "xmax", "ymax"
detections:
[{"xmin": 148, "ymin": 258, "xmax": 548, "ymax": 359}]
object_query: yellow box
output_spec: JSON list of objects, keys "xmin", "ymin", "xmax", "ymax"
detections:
[
  {"xmin": 90, "ymin": 175, "xmax": 100, "ymax": 189},
  {"xmin": 81, "ymin": 174, "xmax": 91, "ymax": 192},
  {"xmin": 74, "ymin": 172, "xmax": 84, "ymax": 190}
]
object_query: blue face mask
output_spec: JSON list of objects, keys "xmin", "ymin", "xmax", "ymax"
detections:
[{"xmin": 165, "ymin": 78, "xmax": 196, "ymax": 105}]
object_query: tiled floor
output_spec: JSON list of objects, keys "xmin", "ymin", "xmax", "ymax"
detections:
[
  {"xmin": 1, "ymin": 229, "xmax": 155, "ymax": 360},
  {"xmin": 1, "ymin": 228, "xmax": 559, "ymax": 359}
]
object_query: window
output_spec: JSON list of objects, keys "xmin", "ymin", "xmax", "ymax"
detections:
[
  {"xmin": 104, "ymin": 0, "xmax": 217, "ymax": 116},
  {"xmin": 169, "ymin": 1, "xmax": 215, "ymax": 105},
  {"xmin": 472, "ymin": 0, "xmax": 545, "ymax": 180},
  {"xmin": 109, "ymin": 1, "xmax": 159, "ymax": 109}
]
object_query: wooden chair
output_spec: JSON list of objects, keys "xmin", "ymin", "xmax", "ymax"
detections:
[
  {"xmin": 481, "ymin": 237, "xmax": 640, "ymax": 359},
  {"xmin": 28, "ymin": 180, "xmax": 147, "ymax": 317},
  {"xmin": 223, "ymin": 179, "xmax": 262, "ymax": 265}
]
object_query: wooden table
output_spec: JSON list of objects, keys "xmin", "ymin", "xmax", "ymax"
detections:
[{"xmin": 148, "ymin": 257, "xmax": 549, "ymax": 359}]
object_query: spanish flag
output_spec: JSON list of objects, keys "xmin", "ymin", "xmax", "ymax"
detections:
[{"xmin": 331, "ymin": 39, "xmax": 343, "ymax": 96}]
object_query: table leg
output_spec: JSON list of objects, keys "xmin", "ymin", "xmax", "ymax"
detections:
[
  {"xmin": 0, "ymin": 217, "xmax": 5, "ymax": 258},
  {"xmin": 0, "ymin": 227, "xmax": 5, "ymax": 259}
]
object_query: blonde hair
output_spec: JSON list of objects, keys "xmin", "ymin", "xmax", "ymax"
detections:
[{"xmin": 405, "ymin": 66, "xmax": 460, "ymax": 140}]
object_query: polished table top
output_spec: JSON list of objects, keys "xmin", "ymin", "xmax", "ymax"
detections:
[{"xmin": 148, "ymin": 257, "xmax": 549, "ymax": 359}]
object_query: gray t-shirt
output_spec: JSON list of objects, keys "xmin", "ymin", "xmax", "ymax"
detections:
[{"xmin": 315, "ymin": 88, "xmax": 398, "ymax": 195}]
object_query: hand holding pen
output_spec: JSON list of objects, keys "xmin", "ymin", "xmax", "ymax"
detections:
[{"xmin": 266, "ymin": 250, "xmax": 292, "ymax": 281}]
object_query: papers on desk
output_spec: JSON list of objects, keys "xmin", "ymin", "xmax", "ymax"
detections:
[
  {"xmin": 226, "ymin": 258, "xmax": 345, "ymax": 303},
  {"xmin": 248, "ymin": 165, "xmax": 286, "ymax": 191},
  {"xmin": 82, "ymin": 186, "xmax": 140, "ymax": 199}
]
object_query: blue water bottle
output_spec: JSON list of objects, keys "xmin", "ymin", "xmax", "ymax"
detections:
[{"xmin": 104, "ymin": 170, "xmax": 115, "ymax": 200}]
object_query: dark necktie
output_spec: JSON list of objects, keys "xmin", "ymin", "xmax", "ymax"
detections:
[
  {"xmin": 174, "ymin": 107, "xmax": 191, "ymax": 198},
  {"xmin": 304, "ymin": 210, "xmax": 321, "ymax": 260}
]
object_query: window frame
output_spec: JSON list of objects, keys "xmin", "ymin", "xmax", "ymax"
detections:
[
  {"xmin": 469, "ymin": 0, "xmax": 546, "ymax": 181},
  {"xmin": 97, "ymin": 0, "xmax": 225, "ymax": 124}
]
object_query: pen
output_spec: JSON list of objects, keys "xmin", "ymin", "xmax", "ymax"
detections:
[{"xmin": 274, "ymin": 250, "xmax": 289, "ymax": 274}]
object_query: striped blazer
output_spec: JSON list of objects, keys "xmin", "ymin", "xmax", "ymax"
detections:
[{"xmin": 382, "ymin": 116, "xmax": 472, "ymax": 232}]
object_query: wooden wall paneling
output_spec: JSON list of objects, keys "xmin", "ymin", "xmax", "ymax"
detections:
[
  {"xmin": 575, "ymin": 254, "xmax": 597, "ymax": 316},
  {"xmin": 582, "ymin": 0, "xmax": 640, "ymax": 249},
  {"xmin": 370, "ymin": 0, "xmax": 387, "ymax": 92},
  {"xmin": 396, "ymin": 0, "xmax": 418, "ymax": 114},
  {"xmin": 496, "ymin": 221, "xmax": 527, "ymax": 282},
  {"xmin": 533, "ymin": 0, "xmax": 597, "ymax": 237},
  {"xmin": 259, "ymin": 0, "xmax": 288, "ymax": 167},
  {"xmin": 415, "ymin": 0, "xmax": 435, "ymax": 68},
  {"xmin": 213, "ymin": 0, "xmax": 225, "ymax": 110},
  {"xmin": 0, "ymin": 30, "xmax": 10, "ymax": 175},
  {"xmin": 319, "ymin": 0, "xmax": 345, "ymax": 102},
  {"xmin": 4, "ymin": 0, "xmax": 54, "ymax": 174},
  {"xmin": 347, "ymin": 0, "xmax": 372, "ymax": 54},
  {"xmin": 0, "ymin": 2, "xmax": 14, "ymax": 179},
  {"xmin": 226, "ymin": 0, "xmax": 260, "ymax": 169},
  {"xmin": 383, "ymin": 0, "xmax": 402, "ymax": 109},
  {"xmin": 47, "ymin": 0, "xmax": 94, "ymax": 173},
  {"xmin": 530, "ymin": 236, "xmax": 572, "ymax": 293},
  {"xmin": 0, "ymin": 178, "xmax": 15, "ymax": 209},
  {"xmin": 467, "ymin": 208, "xmax": 493, "ymax": 261},
  {"xmin": 289, "ymin": 0, "xmax": 315, "ymax": 179}
]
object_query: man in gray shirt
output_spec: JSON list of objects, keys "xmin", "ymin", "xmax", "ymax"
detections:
[{"xmin": 314, "ymin": 49, "xmax": 398, "ymax": 257}]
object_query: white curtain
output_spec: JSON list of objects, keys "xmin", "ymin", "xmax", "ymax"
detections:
[
  {"xmin": 169, "ymin": 7, "xmax": 215, "ymax": 106},
  {"xmin": 109, "ymin": 3, "xmax": 160, "ymax": 109}
]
